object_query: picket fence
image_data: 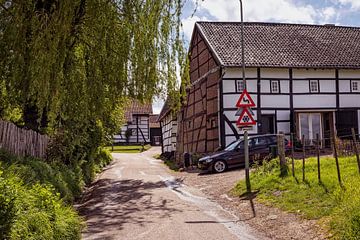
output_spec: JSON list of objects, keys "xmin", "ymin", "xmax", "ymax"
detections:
[{"xmin": 0, "ymin": 120, "xmax": 49, "ymax": 158}]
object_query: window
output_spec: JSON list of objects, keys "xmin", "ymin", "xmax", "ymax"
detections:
[
  {"xmin": 309, "ymin": 80, "xmax": 319, "ymax": 93},
  {"xmin": 236, "ymin": 80, "xmax": 245, "ymax": 92},
  {"xmin": 270, "ymin": 81, "xmax": 280, "ymax": 93},
  {"xmin": 298, "ymin": 113, "xmax": 322, "ymax": 145},
  {"xmin": 352, "ymin": 81, "xmax": 360, "ymax": 92}
]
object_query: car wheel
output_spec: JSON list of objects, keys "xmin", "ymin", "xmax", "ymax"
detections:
[{"xmin": 212, "ymin": 160, "xmax": 227, "ymax": 173}]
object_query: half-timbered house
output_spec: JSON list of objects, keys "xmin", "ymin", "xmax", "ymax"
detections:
[
  {"xmin": 114, "ymin": 101, "xmax": 152, "ymax": 144},
  {"xmin": 176, "ymin": 22, "xmax": 360, "ymax": 159},
  {"xmin": 158, "ymin": 100, "xmax": 178, "ymax": 155}
]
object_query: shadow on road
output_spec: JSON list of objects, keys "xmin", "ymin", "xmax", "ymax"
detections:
[{"xmin": 77, "ymin": 178, "xmax": 182, "ymax": 236}]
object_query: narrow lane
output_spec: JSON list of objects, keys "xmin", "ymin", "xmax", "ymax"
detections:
[{"xmin": 78, "ymin": 147, "xmax": 263, "ymax": 240}]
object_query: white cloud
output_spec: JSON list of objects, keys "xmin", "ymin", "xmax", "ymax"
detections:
[
  {"xmin": 195, "ymin": 0, "xmax": 317, "ymax": 23},
  {"xmin": 319, "ymin": 6, "xmax": 337, "ymax": 23},
  {"xmin": 337, "ymin": 0, "xmax": 360, "ymax": 10},
  {"xmin": 182, "ymin": 15, "xmax": 208, "ymax": 43}
]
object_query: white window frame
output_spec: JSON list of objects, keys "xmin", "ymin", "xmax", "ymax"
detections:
[
  {"xmin": 351, "ymin": 80, "xmax": 360, "ymax": 92},
  {"xmin": 236, "ymin": 80, "xmax": 245, "ymax": 92},
  {"xmin": 309, "ymin": 80, "xmax": 319, "ymax": 93},
  {"xmin": 270, "ymin": 80, "xmax": 280, "ymax": 93}
]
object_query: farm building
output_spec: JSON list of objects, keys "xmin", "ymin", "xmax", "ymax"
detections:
[
  {"xmin": 149, "ymin": 114, "xmax": 162, "ymax": 146},
  {"xmin": 114, "ymin": 101, "xmax": 152, "ymax": 144},
  {"xmin": 176, "ymin": 21, "xmax": 360, "ymax": 159},
  {"xmin": 158, "ymin": 100, "xmax": 178, "ymax": 156}
]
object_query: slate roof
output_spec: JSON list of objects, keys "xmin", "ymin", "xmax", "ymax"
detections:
[
  {"xmin": 125, "ymin": 101, "xmax": 152, "ymax": 122},
  {"xmin": 196, "ymin": 22, "xmax": 360, "ymax": 69}
]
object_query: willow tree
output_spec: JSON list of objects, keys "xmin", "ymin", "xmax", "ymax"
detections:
[{"xmin": 0, "ymin": 0, "xmax": 188, "ymax": 163}]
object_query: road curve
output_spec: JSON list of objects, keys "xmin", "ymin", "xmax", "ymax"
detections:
[{"xmin": 78, "ymin": 147, "xmax": 263, "ymax": 240}]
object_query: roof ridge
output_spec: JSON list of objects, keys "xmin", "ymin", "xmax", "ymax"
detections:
[{"xmin": 196, "ymin": 21, "xmax": 360, "ymax": 30}]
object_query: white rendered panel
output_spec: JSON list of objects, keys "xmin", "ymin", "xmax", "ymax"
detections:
[
  {"xmin": 293, "ymin": 69, "xmax": 335, "ymax": 79},
  {"xmin": 277, "ymin": 111, "xmax": 290, "ymax": 121},
  {"xmin": 223, "ymin": 80, "xmax": 235, "ymax": 93},
  {"xmin": 339, "ymin": 69, "xmax": 360, "ymax": 79},
  {"xmin": 293, "ymin": 80, "xmax": 309, "ymax": 93},
  {"xmin": 261, "ymin": 95, "xmax": 290, "ymax": 108},
  {"xmin": 339, "ymin": 80, "xmax": 350, "ymax": 92},
  {"xmin": 223, "ymin": 67, "xmax": 257, "ymax": 79},
  {"xmin": 223, "ymin": 94, "xmax": 257, "ymax": 108},
  {"xmin": 319, "ymin": 80, "xmax": 336, "ymax": 92},
  {"xmin": 340, "ymin": 96, "xmax": 360, "ymax": 108},
  {"xmin": 261, "ymin": 110, "xmax": 276, "ymax": 115},
  {"xmin": 261, "ymin": 80, "xmax": 271, "ymax": 93},
  {"xmin": 293, "ymin": 95, "xmax": 336, "ymax": 108},
  {"xmin": 225, "ymin": 136, "xmax": 237, "ymax": 146},
  {"xmin": 261, "ymin": 68, "xmax": 288, "ymax": 78},
  {"xmin": 280, "ymin": 80, "xmax": 290, "ymax": 93}
]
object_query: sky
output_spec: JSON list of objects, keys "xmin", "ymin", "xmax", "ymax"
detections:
[{"xmin": 153, "ymin": 0, "xmax": 360, "ymax": 114}]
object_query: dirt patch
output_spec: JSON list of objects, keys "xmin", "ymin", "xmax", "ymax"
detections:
[{"xmin": 173, "ymin": 167, "xmax": 327, "ymax": 240}]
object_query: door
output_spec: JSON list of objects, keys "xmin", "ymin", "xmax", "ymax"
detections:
[
  {"xmin": 336, "ymin": 110, "xmax": 358, "ymax": 139},
  {"xmin": 261, "ymin": 115, "xmax": 275, "ymax": 134}
]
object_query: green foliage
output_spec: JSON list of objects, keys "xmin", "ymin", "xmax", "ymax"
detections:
[
  {"xmin": 105, "ymin": 144, "xmax": 151, "ymax": 153},
  {"xmin": 232, "ymin": 156, "xmax": 360, "ymax": 239}
]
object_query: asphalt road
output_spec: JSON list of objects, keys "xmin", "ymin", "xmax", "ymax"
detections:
[{"xmin": 78, "ymin": 147, "xmax": 262, "ymax": 240}]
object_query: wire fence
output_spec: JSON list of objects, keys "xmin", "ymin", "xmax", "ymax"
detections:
[
  {"xmin": 278, "ymin": 128, "xmax": 360, "ymax": 187},
  {"xmin": 0, "ymin": 120, "xmax": 49, "ymax": 159}
]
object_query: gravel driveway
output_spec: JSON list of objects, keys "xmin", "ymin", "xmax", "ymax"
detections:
[{"xmin": 173, "ymin": 167, "xmax": 327, "ymax": 240}]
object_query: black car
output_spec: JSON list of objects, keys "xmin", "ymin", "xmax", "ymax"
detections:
[{"xmin": 198, "ymin": 134, "xmax": 291, "ymax": 173}]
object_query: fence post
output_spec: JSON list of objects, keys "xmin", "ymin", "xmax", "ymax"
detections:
[
  {"xmin": 302, "ymin": 134, "xmax": 306, "ymax": 182},
  {"xmin": 291, "ymin": 133, "xmax": 295, "ymax": 178},
  {"xmin": 277, "ymin": 133, "xmax": 287, "ymax": 177},
  {"xmin": 351, "ymin": 128, "xmax": 360, "ymax": 174},
  {"xmin": 316, "ymin": 133, "xmax": 321, "ymax": 183},
  {"xmin": 332, "ymin": 131, "xmax": 342, "ymax": 186}
]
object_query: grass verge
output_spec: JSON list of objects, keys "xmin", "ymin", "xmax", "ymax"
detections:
[
  {"xmin": 232, "ymin": 156, "xmax": 360, "ymax": 239},
  {"xmin": 105, "ymin": 144, "xmax": 151, "ymax": 153}
]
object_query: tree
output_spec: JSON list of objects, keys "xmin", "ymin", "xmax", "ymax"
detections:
[{"xmin": 0, "ymin": 0, "xmax": 188, "ymax": 163}]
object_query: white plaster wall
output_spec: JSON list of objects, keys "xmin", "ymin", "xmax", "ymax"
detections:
[
  {"xmin": 222, "ymin": 80, "xmax": 235, "ymax": 93},
  {"xmin": 340, "ymin": 96, "xmax": 360, "ymax": 108},
  {"xmin": 339, "ymin": 80, "xmax": 351, "ymax": 92},
  {"xmin": 339, "ymin": 69, "xmax": 360, "ymax": 79},
  {"xmin": 293, "ymin": 80, "xmax": 309, "ymax": 93},
  {"xmin": 223, "ymin": 94, "xmax": 257, "ymax": 108},
  {"xmin": 293, "ymin": 69, "xmax": 335, "ymax": 78},
  {"xmin": 293, "ymin": 95, "xmax": 336, "ymax": 108},
  {"xmin": 280, "ymin": 80, "xmax": 290, "ymax": 93},
  {"xmin": 320, "ymin": 80, "xmax": 336, "ymax": 92},
  {"xmin": 261, "ymin": 68, "xmax": 288, "ymax": 78},
  {"xmin": 277, "ymin": 110, "xmax": 290, "ymax": 120},
  {"xmin": 261, "ymin": 80, "xmax": 270, "ymax": 93},
  {"xmin": 223, "ymin": 67, "xmax": 257, "ymax": 79},
  {"xmin": 261, "ymin": 95, "xmax": 290, "ymax": 108}
]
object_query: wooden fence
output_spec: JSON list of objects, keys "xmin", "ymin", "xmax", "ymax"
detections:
[{"xmin": 0, "ymin": 120, "xmax": 50, "ymax": 159}]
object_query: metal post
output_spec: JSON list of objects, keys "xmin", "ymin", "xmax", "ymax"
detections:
[
  {"xmin": 239, "ymin": 0, "xmax": 246, "ymax": 89},
  {"xmin": 244, "ymin": 130, "xmax": 251, "ymax": 192}
]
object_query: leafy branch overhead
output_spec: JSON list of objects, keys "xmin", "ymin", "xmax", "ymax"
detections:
[{"xmin": 0, "ymin": 0, "xmax": 187, "ymax": 133}]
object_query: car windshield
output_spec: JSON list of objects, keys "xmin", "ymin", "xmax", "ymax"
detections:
[{"xmin": 224, "ymin": 139, "xmax": 242, "ymax": 151}]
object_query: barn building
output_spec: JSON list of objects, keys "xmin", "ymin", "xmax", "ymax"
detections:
[
  {"xmin": 114, "ymin": 101, "xmax": 152, "ymax": 144},
  {"xmin": 158, "ymin": 100, "xmax": 178, "ymax": 156},
  {"xmin": 176, "ymin": 22, "xmax": 360, "ymax": 159}
]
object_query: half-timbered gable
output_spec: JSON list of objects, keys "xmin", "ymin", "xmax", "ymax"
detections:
[
  {"xmin": 158, "ymin": 100, "xmax": 178, "ymax": 154},
  {"xmin": 114, "ymin": 101, "xmax": 152, "ymax": 144},
  {"xmin": 178, "ymin": 21, "xmax": 360, "ymax": 156},
  {"xmin": 176, "ymin": 26, "xmax": 222, "ymax": 158}
]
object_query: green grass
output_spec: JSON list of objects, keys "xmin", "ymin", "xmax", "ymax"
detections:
[
  {"xmin": 105, "ymin": 144, "xmax": 151, "ymax": 153},
  {"xmin": 232, "ymin": 156, "xmax": 360, "ymax": 239}
]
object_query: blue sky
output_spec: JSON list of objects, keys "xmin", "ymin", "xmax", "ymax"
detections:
[{"xmin": 153, "ymin": 0, "xmax": 360, "ymax": 113}]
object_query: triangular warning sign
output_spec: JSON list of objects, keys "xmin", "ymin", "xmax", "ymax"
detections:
[
  {"xmin": 236, "ymin": 89, "xmax": 255, "ymax": 108},
  {"xmin": 236, "ymin": 108, "xmax": 256, "ymax": 126}
]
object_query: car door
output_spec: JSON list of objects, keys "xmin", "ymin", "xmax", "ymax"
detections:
[
  {"xmin": 225, "ymin": 141, "xmax": 245, "ymax": 167},
  {"xmin": 249, "ymin": 137, "xmax": 270, "ymax": 163}
]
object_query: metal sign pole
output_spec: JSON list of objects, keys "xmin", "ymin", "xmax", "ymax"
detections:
[{"xmin": 244, "ymin": 130, "xmax": 251, "ymax": 192}]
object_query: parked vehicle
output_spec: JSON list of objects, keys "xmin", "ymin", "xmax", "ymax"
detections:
[{"xmin": 198, "ymin": 134, "xmax": 291, "ymax": 173}]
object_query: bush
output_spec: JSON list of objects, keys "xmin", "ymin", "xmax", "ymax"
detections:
[{"xmin": 0, "ymin": 168, "xmax": 82, "ymax": 239}]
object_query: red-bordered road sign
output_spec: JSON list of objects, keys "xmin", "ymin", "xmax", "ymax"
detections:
[
  {"xmin": 236, "ymin": 108, "xmax": 256, "ymax": 126},
  {"xmin": 236, "ymin": 89, "xmax": 255, "ymax": 108}
]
